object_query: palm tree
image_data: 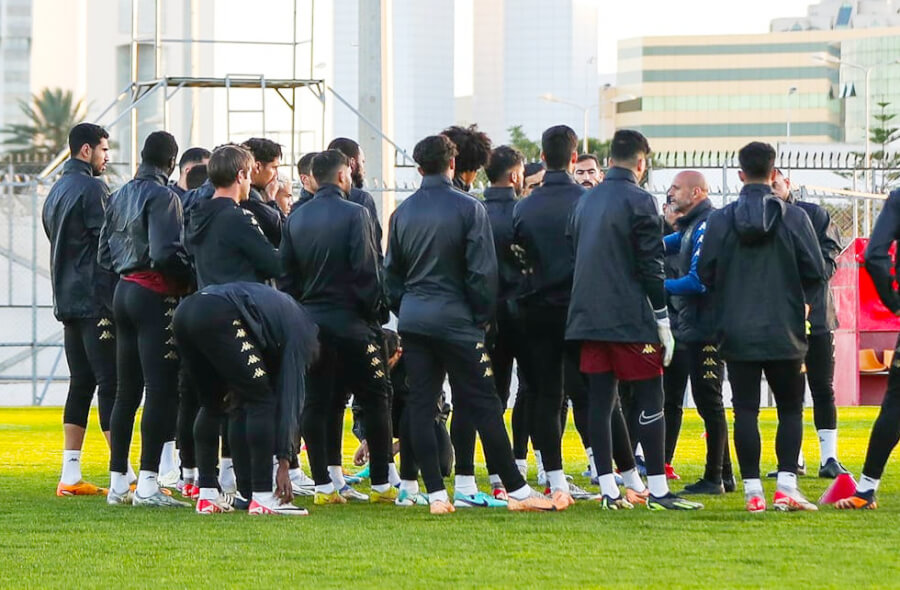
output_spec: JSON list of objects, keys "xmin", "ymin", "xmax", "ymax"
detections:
[{"xmin": 2, "ymin": 88, "xmax": 86, "ymax": 157}]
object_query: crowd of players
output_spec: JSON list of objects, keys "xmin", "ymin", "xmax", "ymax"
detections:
[{"xmin": 41, "ymin": 119, "xmax": 900, "ymax": 515}]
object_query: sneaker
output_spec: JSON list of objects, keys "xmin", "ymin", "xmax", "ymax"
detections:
[
  {"xmin": 314, "ymin": 490, "xmax": 347, "ymax": 505},
  {"xmin": 339, "ymin": 484, "xmax": 369, "ymax": 502},
  {"xmin": 395, "ymin": 489, "xmax": 429, "ymax": 506},
  {"xmin": 568, "ymin": 481, "xmax": 593, "ymax": 500},
  {"xmin": 453, "ymin": 491, "xmax": 507, "ymax": 508},
  {"xmin": 597, "ymin": 494, "xmax": 634, "ymax": 510},
  {"xmin": 549, "ymin": 489, "xmax": 575, "ymax": 511},
  {"xmin": 745, "ymin": 494, "xmax": 767, "ymax": 513},
  {"xmin": 56, "ymin": 481, "xmax": 108, "ymax": 497},
  {"xmin": 665, "ymin": 463, "xmax": 681, "ymax": 480},
  {"xmin": 625, "ymin": 487, "xmax": 649, "ymax": 506},
  {"xmin": 369, "ymin": 487, "xmax": 399, "ymax": 504},
  {"xmin": 132, "ymin": 489, "xmax": 191, "ymax": 507},
  {"xmin": 158, "ymin": 469, "xmax": 180, "ymax": 488},
  {"xmin": 491, "ymin": 485, "xmax": 509, "ymax": 502},
  {"xmin": 834, "ymin": 491, "xmax": 877, "ymax": 510},
  {"xmin": 290, "ymin": 472, "xmax": 316, "ymax": 496},
  {"xmin": 681, "ymin": 478, "xmax": 725, "ymax": 495},
  {"xmin": 248, "ymin": 499, "xmax": 309, "ymax": 516},
  {"xmin": 723, "ymin": 475, "xmax": 737, "ymax": 493},
  {"xmin": 353, "ymin": 465, "xmax": 371, "ymax": 480},
  {"xmin": 106, "ymin": 488, "xmax": 133, "ymax": 506},
  {"xmin": 181, "ymin": 483, "xmax": 199, "ymax": 500},
  {"xmin": 635, "ymin": 456, "xmax": 647, "ymax": 477},
  {"xmin": 818, "ymin": 458, "xmax": 850, "ymax": 479},
  {"xmin": 647, "ymin": 492, "xmax": 704, "ymax": 511},
  {"xmin": 429, "ymin": 499, "xmax": 456, "ymax": 515},
  {"xmin": 507, "ymin": 491, "xmax": 556, "ymax": 512},
  {"xmin": 196, "ymin": 495, "xmax": 235, "ymax": 514},
  {"xmin": 225, "ymin": 492, "xmax": 251, "ymax": 511},
  {"xmin": 773, "ymin": 487, "xmax": 818, "ymax": 512},
  {"xmin": 343, "ymin": 469, "xmax": 363, "ymax": 485}
]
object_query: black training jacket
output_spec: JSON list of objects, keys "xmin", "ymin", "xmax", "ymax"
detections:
[
  {"xmin": 350, "ymin": 187, "xmax": 383, "ymax": 261},
  {"xmin": 865, "ymin": 188, "xmax": 900, "ymax": 314},
  {"xmin": 185, "ymin": 196, "xmax": 281, "ymax": 289},
  {"xmin": 565, "ymin": 167, "xmax": 666, "ymax": 344},
  {"xmin": 194, "ymin": 282, "xmax": 319, "ymax": 460},
  {"xmin": 42, "ymin": 158, "xmax": 118, "ymax": 320},
  {"xmin": 792, "ymin": 198, "xmax": 840, "ymax": 334},
  {"xmin": 483, "ymin": 186, "xmax": 524, "ymax": 302},
  {"xmin": 384, "ymin": 174, "xmax": 498, "ymax": 342},
  {"xmin": 244, "ymin": 188, "xmax": 284, "ymax": 247},
  {"xmin": 180, "ymin": 179, "xmax": 214, "ymax": 219},
  {"xmin": 698, "ymin": 183, "xmax": 826, "ymax": 362},
  {"xmin": 98, "ymin": 164, "xmax": 191, "ymax": 284},
  {"xmin": 281, "ymin": 184, "xmax": 383, "ymax": 339},
  {"xmin": 512, "ymin": 170, "xmax": 584, "ymax": 307},
  {"xmin": 669, "ymin": 199, "xmax": 717, "ymax": 343},
  {"xmin": 289, "ymin": 188, "xmax": 315, "ymax": 213}
]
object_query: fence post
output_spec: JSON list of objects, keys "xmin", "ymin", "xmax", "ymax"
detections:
[
  {"xmin": 31, "ymin": 181, "xmax": 38, "ymax": 405},
  {"xmin": 7, "ymin": 163, "xmax": 13, "ymax": 304}
]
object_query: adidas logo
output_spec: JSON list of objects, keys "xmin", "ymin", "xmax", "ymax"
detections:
[
  {"xmin": 164, "ymin": 351, "xmax": 178, "ymax": 361},
  {"xmin": 641, "ymin": 344, "xmax": 656, "ymax": 354},
  {"xmin": 479, "ymin": 354, "xmax": 490, "ymax": 363},
  {"xmin": 483, "ymin": 367, "xmax": 494, "ymax": 378},
  {"xmin": 370, "ymin": 357, "xmax": 382, "ymax": 367},
  {"xmin": 253, "ymin": 367, "xmax": 266, "ymax": 379},
  {"xmin": 703, "ymin": 357, "xmax": 716, "ymax": 366},
  {"xmin": 366, "ymin": 344, "xmax": 377, "ymax": 353},
  {"xmin": 235, "ymin": 329, "xmax": 246, "ymax": 338},
  {"xmin": 97, "ymin": 318, "xmax": 112, "ymax": 327},
  {"xmin": 247, "ymin": 354, "xmax": 260, "ymax": 365},
  {"xmin": 99, "ymin": 331, "xmax": 114, "ymax": 341},
  {"xmin": 703, "ymin": 371, "xmax": 717, "ymax": 380},
  {"xmin": 702, "ymin": 345, "xmax": 717, "ymax": 353},
  {"xmin": 240, "ymin": 342, "xmax": 253, "ymax": 352}
]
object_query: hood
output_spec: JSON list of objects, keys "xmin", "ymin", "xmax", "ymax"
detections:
[
  {"xmin": 733, "ymin": 184, "xmax": 785, "ymax": 245},
  {"xmin": 186, "ymin": 197, "xmax": 232, "ymax": 244}
]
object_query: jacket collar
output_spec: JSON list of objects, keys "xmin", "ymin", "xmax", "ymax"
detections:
[
  {"xmin": 314, "ymin": 183, "xmax": 348, "ymax": 200},
  {"xmin": 248, "ymin": 187, "xmax": 266, "ymax": 203},
  {"xmin": 542, "ymin": 170, "xmax": 577, "ymax": 186},
  {"xmin": 421, "ymin": 174, "xmax": 454, "ymax": 189},
  {"xmin": 63, "ymin": 158, "xmax": 95, "ymax": 177},
  {"xmin": 452, "ymin": 175, "xmax": 471, "ymax": 192},
  {"xmin": 603, "ymin": 166, "xmax": 638, "ymax": 184},
  {"xmin": 135, "ymin": 163, "xmax": 170, "ymax": 186},
  {"xmin": 675, "ymin": 198, "xmax": 713, "ymax": 230},
  {"xmin": 483, "ymin": 186, "xmax": 517, "ymax": 202},
  {"xmin": 299, "ymin": 188, "xmax": 315, "ymax": 201},
  {"xmin": 739, "ymin": 183, "xmax": 775, "ymax": 199}
]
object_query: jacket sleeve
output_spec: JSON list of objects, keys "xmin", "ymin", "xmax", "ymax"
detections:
[
  {"xmin": 464, "ymin": 202, "xmax": 499, "ymax": 325},
  {"xmin": 362, "ymin": 193, "xmax": 384, "ymax": 264},
  {"xmin": 83, "ymin": 181, "xmax": 110, "ymax": 234},
  {"xmin": 147, "ymin": 191, "xmax": 192, "ymax": 283},
  {"xmin": 663, "ymin": 231, "xmax": 682, "ymax": 255},
  {"xmin": 383, "ymin": 211, "xmax": 406, "ymax": 314},
  {"xmin": 632, "ymin": 193, "xmax": 667, "ymax": 311},
  {"xmin": 808, "ymin": 204, "xmax": 841, "ymax": 281},
  {"xmin": 97, "ymin": 197, "xmax": 114, "ymax": 271},
  {"xmin": 865, "ymin": 191, "xmax": 900, "ymax": 314},
  {"xmin": 350, "ymin": 207, "xmax": 383, "ymax": 323},
  {"xmin": 277, "ymin": 217, "xmax": 299, "ymax": 295},
  {"xmin": 665, "ymin": 222, "xmax": 708, "ymax": 296},
  {"xmin": 698, "ymin": 210, "xmax": 724, "ymax": 289},
  {"xmin": 234, "ymin": 209, "xmax": 282, "ymax": 280},
  {"xmin": 789, "ymin": 206, "xmax": 827, "ymax": 302}
]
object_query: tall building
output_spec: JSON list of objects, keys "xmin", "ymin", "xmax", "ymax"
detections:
[
  {"xmin": 772, "ymin": 0, "xmax": 900, "ymax": 31},
  {"xmin": 0, "ymin": 0, "xmax": 31, "ymax": 135}
]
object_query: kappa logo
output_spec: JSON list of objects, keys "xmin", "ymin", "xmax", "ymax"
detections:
[
  {"xmin": 97, "ymin": 318, "xmax": 112, "ymax": 327},
  {"xmin": 703, "ymin": 357, "xmax": 717, "ymax": 366},
  {"xmin": 374, "ymin": 369, "xmax": 385, "ymax": 378},
  {"xmin": 253, "ymin": 367, "xmax": 266, "ymax": 379},
  {"xmin": 475, "ymin": 342, "xmax": 484, "ymax": 350},
  {"xmin": 484, "ymin": 367, "xmax": 494, "ymax": 378},
  {"xmin": 479, "ymin": 353, "xmax": 490, "ymax": 364},
  {"xmin": 164, "ymin": 308, "xmax": 175, "ymax": 317},
  {"xmin": 247, "ymin": 354, "xmax": 260, "ymax": 365},
  {"xmin": 164, "ymin": 297, "xmax": 177, "ymax": 304},
  {"xmin": 638, "ymin": 410, "xmax": 664, "ymax": 425},
  {"xmin": 164, "ymin": 351, "xmax": 178, "ymax": 361},
  {"xmin": 641, "ymin": 344, "xmax": 656, "ymax": 354},
  {"xmin": 99, "ymin": 330, "xmax": 114, "ymax": 341},
  {"xmin": 370, "ymin": 357, "xmax": 382, "ymax": 367},
  {"xmin": 703, "ymin": 371, "xmax": 717, "ymax": 380},
  {"xmin": 366, "ymin": 344, "xmax": 377, "ymax": 354},
  {"xmin": 235, "ymin": 328, "xmax": 246, "ymax": 338},
  {"xmin": 702, "ymin": 345, "xmax": 717, "ymax": 353},
  {"xmin": 165, "ymin": 337, "xmax": 176, "ymax": 346},
  {"xmin": 232, "ymin": 319, "xmax": 241, "ymax": 326},
  {"xmin": 240, "ymin": 341, "xmax": 254, "ymax": 352}
]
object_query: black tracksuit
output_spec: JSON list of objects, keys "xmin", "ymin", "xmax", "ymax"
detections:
[
  {"xmin": 281, "ymin": 183, "xmax": 392, "ymax": 487},
  {"xmin": 699, "ymin": 183, "xmax": 825, "ymax": 479},
  {"xmin": 99, "ymin": 163, "xmax": 192, "ymax": 475},
  {"xmin": 861, "ymin": 189, "xmax": 900, "ymax": 479},
  {"xmin": 244, "ymin": 188, "xmax": 284, "ymax": 247},
  {"xmin": 384, "ymin": 173, "xmax": 525, "ymax": 494},
  {"xmin": 42, "ymin": 158, "xmax": 118, "ymax": 431},
  {"xmin": 512, "ymin": 171, "xmax": 585, "ymax": 476}
]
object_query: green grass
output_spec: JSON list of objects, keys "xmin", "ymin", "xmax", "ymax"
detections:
[{"xmin": 1, "ymin": 407, "xmax": 899, "ymax": 588}]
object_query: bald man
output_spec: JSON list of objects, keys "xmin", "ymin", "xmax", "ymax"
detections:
[{"xmin": 664, "ymin": 170, "xmax": 735, "ymax": 496}]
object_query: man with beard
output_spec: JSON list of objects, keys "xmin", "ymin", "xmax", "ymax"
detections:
[
  {"xmin": 240, "ymin": 138, "xmax": 285, "ymax": 247},
  {"xmin": 574, "ymin": 154, "xmax": 603, "ymax": 188}
]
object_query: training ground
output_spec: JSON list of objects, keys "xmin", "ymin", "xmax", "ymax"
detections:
[{"xmin": 0, "ymin": 406, "xmax": 897, "ymax": 588}]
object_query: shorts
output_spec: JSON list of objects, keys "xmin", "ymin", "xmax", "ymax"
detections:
[{"xmin": 580, "ymin": 340, "xmax": 663, "ymax": 381}]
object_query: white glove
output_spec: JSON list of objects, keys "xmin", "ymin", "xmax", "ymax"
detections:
[{"xmin": 655, "ymin": 311, "xmax": 675, "ymax": 367}]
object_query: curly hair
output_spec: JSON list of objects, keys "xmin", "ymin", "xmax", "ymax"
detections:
[{"xmin": 441, "ymin": 124, "xmax": 492, "ymax": 173}]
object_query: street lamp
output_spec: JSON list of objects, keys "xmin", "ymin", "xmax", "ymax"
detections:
[
  {"xmin": 786, "ymin": 86, "xmax": 797, "ymax": 174},
  {"xmin": 540, "ymin": 93, "xmax": 596, "ymax": 153}
]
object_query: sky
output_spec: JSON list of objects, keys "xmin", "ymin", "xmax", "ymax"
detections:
[{"xmin": 455, "ymin": 0, "xmax": 818, "ymax": 95}]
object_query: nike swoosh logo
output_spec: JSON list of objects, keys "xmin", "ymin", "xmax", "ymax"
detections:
[
  {"xmin": 638, "ymin": 410, "xmax": 664, "ymax": 426},
  {"xmin": 459, "ymin": 496, "xmax": 489, "ymax": 507}
]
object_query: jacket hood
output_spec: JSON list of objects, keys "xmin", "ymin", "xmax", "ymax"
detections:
[
  {"xmin": 733, "ymin": 184, "xmax": 785, "ymax": 245},
  {"xmin": 186, "ymin": 197, "xmax": 232, "ymax": 244}
]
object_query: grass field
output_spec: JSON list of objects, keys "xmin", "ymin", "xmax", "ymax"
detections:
[{"xmin": 1, "ymin": 406, "xmax": 899, "ymax": 588}]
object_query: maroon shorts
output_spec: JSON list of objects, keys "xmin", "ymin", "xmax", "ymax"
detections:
[{"xmin": 580, "ymin": 341, "xmax": 663, "ymax": 381}]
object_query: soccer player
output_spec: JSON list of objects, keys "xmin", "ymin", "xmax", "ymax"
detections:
[
  {"xmin": 663, "ymin": 171, "xmax": 735, "ymax": 495},
  {"xmin": 771, "ymin": 169, "xmax": 848, "ymax": 478},
  {"xmin": 173, "ymin": 281, "xmax": 319, "ymax": 515},
  {"xmin": 573, "ymin": 153, "xmax": 603, "ymax": 188},
  {"xmin": 522, "ymin": 162, "xmax": 545, "ymax": 197},
  {"xmin": 170, "ymin": 147, "xmax": 211, "ymax": 198},
  {"xmin": 240, "ymin": 138, "xmax": 285, "ymax": 246},
  {"xmin": 384, "ymin": 134, "xmax": 554, "ymax": 514},
  {"xmin": 281, "ymin": 149, "xmax": 395, "ymax": 505},
  {"xmin": 99, "ymin": 131, "xmax": 193, "ymax": 507},
  {"xmin": 567, "ymin": 129, "xmax": 702, "ymax": 511},
  {"xmin": 698, "ymin": 142, "xmax": 825, "ymax": 512},
  {"xmin": 835, "ymin": 187, "xmax": 900, "ymax": 509},
  {"xmin": 295, "ymin": 151, "xmax": 319, "ymax": 208},
  {"xmin": 43, "ymin": 123, "xmax": 118, "ymax": 496},
  {"xmin": 326, "ymin": 138, "xmax": 382, "ymax": 251}
]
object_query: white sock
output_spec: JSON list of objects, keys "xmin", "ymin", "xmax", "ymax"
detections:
[
  {"xmin": 634, "ymin": 443, "xmax": 644, "ymax": 460},
  {"xmin": 61, "ymin": 450, "xmax": 82, "ymax": 485},
  {"xmin": 388, "ymin": 463, "xmax": 401, "ymax": 487},
  {"xmin": 797, "ymin": 448, "xmax": 806, "ymax": 469},
  {"xmin": 508, "ymin": 484, "xmax": 533, "ymax": 501},
  {"xmin": 586, "ymin": 447, "xmax": 598, "ymax": 480},
  {"xmin": 743, "ymin": 478, "xmax": 764, "ymax": 497},
  {"xmin": 159, "ymin": 440, "xmax": 178, "ymax": 474},
  {"xmin": 199, "ymin": 487, "xmax": 219, "ymax": 501},
  {"xmin": 430, "ymin": 489, "xmax": 449, "ymax": 503},
  {"xmin": 136, "ymin": 470, "xmax": 159, "ymax": 497},
  {"xmin": 315, "ymin": 482, "xmax": 335, "ymax": 494},
  {"xmin": 621, "ymin": 468, "xmax": 646, "ymax": 492},
  {"xmin": 488, "ymin": 473, "xmax": 502, "ymax": 487},
  {"xmin": 535, "ymin": 450, "xmax": 546, "ymax": 481},
  {"xmin": 181, "ymin": 467, "xmax": 195, "ymax": 483},
  {"xmin": 126, "ymin": 463, "xmax": 137, "ymax": 484},
  {"xmin": 858, "ymin": 474, "xmax": 880, "ymax": 494},
  {"xmin": 454, "ymin": 475, "xmax": 477, "ymax": 496},
  {"xmin": 598, "ymin": 473, "xmax": 620, "ymax": 498},
  {"xmin": 400, "ymin": 479, "xmax": 419, "ymax": 495},
  {"xmin": 218, "ymin": 457, "xmax": 235, "ymax": 489},
  {"xmin": 547, "ymin": 469, "xmax": 568, "ymax": 492},
  {"xmin": 252, "ymin": 491, "xmax": 275, "ymax": 506},
  {"xmin": 372, "ymin": 483, "xmax": 390, "ymax": 493},
  {"xmin": 818, "ymin": 429, "xmax": 837, "ymax": 465},
  {"xmin": 289, "ymin": 468, "xmax": 302, "ymax": 481},
  {"xmin": 328, "ymin": 465, "xmax": 346, "ymax": 489},
  {"xmin": 647, "ymin": 474, "xmax": 669, "ymax": 498},
  {"xmin": 110, "ymin": 471, "xmax": 130, "ymax": 495},
  {"xmin": 776, "ymin": 471, "xmax": 798, "ymax": 490}
]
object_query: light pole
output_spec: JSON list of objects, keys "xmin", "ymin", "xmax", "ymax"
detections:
[
  {"xmin": 540, "ymin": 93, "xmax": 596, "ymax": 153},
  {"xmin": 786, "ymin": 86, "xmax": 797, "ymax": 174}
]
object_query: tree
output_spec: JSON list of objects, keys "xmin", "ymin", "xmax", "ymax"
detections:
[
  {"xmin": 507, "ymin": 125, "xmax": 541, "ymax": 161},
  {"xmin": 870, "ymin": 101, "xmax": 900, "ymax": 193},
  {"xmin": 2, "ymin": 88, "xmax": 86, "ymax": 158}
]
